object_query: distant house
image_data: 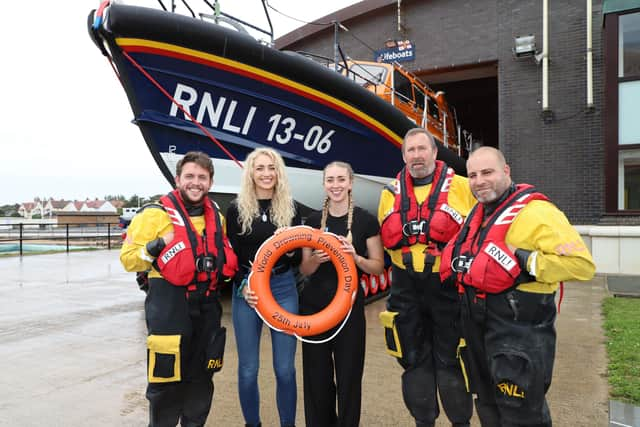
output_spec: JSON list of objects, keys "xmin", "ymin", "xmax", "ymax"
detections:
[
  {"xmin": 18, "ymin": 202, "xmax": 42, "ymax": 219},
  {"xmin": 43, "ymin": 199, "xmax": 70, "ymax": 218},
  {"xmin": 110, "ymin": 200, "xmax": 126, "ymax": 210},
  {"xmin": 83, "ymin": 199, "xmax": 117, "ymax": 213},
  {"xmin": 18, "ymin": 198, "xmax": 118, "ymax": 218}
]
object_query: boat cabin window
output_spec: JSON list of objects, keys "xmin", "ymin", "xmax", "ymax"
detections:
[
  {"xmin": 394, "ymin": 70, "xmax": 414, "ymax": 104},
  {"xmin": 347, "ymin": 64, "xmax": 387, "ymax": 86},
  {"xmin": 413, "ymin": 85, "xmax": 426, "ymax": 110},
  {"xmin": 427, "ymin": 96, "xmax": 440, "ymax": 120}
]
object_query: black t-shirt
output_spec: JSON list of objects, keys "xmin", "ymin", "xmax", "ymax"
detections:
[
  {"xmin": 300, "ymin": 206, "xmax": 379, "ymax": 311},
  {"xmin": 226, "ymin": 199, "xmax": 302, "ymax": 271}
]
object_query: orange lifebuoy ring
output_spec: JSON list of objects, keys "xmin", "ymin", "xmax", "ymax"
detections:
[{"xmin": 249, "ymin": 225, "xmax": 357, "ymax": 337}]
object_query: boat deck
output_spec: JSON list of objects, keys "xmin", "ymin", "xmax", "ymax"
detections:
[{"xmin": 0, "ymin": 250, "xmax": 609, "ymax": 426}]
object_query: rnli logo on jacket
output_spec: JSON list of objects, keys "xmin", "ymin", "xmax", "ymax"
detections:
[
  {"xmin": 439, "ymin": 203, "xmax": 463, "ymax": 224},
  {"xmin": 484, "ymin": 243, "xmax": 516, "ymax": 271},
  {"xmin": 161, "ymin": 242, "xmax": 186, "ymax": 264}
]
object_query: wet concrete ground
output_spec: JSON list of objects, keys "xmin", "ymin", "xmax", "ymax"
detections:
[{"xmin": 0, "ymin": 250, "xmax": 609, "ymax": 426}]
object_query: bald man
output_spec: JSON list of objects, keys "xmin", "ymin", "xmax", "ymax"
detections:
[{"xmin": 440, "ymin": 147, "xmax": 595, "ymax": 427}]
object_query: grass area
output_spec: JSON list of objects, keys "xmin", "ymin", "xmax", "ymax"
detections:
[{"xmin": 602, "ymin": 296, "xmax": 640, "ymax": 405}]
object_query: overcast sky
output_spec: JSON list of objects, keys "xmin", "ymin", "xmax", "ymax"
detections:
[{"xmin": 0, "ymin": 0, "xmax": 359, "ymax": 205}]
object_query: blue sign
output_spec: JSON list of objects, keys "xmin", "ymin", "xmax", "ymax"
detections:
[{"xmin": 374, "ymin": 40, "xmax": 415, "ymax": 63}]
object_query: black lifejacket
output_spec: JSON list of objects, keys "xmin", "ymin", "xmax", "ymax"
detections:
[
  {"xmin": 380, "ymin": 160, "xmax": 464, "ymax": 274},
  {"xmin": 155, "ymin": 190, "xmax": 238, "ymax": 288},
  {"xmin": 440, "ymin": 184, "xmax": 549, "ymax": 294}
]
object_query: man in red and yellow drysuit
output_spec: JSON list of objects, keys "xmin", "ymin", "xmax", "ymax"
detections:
[
  {"xmin": 378, "ymin": 128, "xmax": 476, "ymax": 427},
  {"xmin": 120, "ymin": 151, "xmax": 237, "ymax": 427},
  {"xmin": 440, "ymin": 146, "xmax": 595, "ymax": 427}
]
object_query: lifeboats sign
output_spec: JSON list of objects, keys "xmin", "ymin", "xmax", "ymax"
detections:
[{"xmin": 374, "ymin": 40, "xmax": 415, "ymax": 63}]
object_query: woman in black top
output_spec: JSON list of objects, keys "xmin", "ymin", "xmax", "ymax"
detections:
[
  {"xmin": 299, "ymin": 161, "xmax": 384, "ymax": 427},
  {"xmin": 226, "ymin": 147, "xmax": 301, "ymax": 427}
]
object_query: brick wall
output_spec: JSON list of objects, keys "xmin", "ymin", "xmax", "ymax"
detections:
[
  {"xmin": 496, "ymin": 0, "xmax": 605, "ymax": 224},
  {"xmin": 282, "ymin": 0, "xmax": 605, "ymax": 224}
]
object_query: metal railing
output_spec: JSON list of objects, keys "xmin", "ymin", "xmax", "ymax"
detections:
[{"xmin": 0, "ymin": 222, "xmax": 123, "ymax": 256}]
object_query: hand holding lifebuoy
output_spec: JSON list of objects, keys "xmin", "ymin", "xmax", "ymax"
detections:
[
  {"xmin": 337, "ymin": 236, "xmax": 356, "ymax": 257},
  {"xmin": 312, "ymin": 249, "xmax": 330, "ymax": 265},
  {"xmin": 242, "ymin": 284, "xmax": 258, "ymax": 308}
]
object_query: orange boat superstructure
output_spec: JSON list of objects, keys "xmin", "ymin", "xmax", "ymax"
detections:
[{"xmin": 340, "ymin": 60, "xmax": 460, "ymax": 152}]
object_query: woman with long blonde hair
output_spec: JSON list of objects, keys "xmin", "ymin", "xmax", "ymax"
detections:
[
  {"xmin": 225, "ymin": 147, "xmax": 301, "ymax": 427},
  {"xmin": 299, "ymin": 161, "xmax": 384, "ymax": 427}
]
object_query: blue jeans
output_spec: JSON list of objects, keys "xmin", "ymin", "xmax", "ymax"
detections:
[{"xmin": 232, "ymin": 269, "xmax": 298, "ymax": 427}]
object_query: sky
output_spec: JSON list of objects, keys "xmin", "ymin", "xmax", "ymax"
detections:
[{"xmin": 0, "ymin": 0, "xmax": 359, "ymax": 206}]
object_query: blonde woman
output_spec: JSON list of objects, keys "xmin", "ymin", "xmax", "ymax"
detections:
[
  {"xmin": 299, "ymin": 161, "xmax": 384, "ymax": 427},
  {"xmin": 225, "ymin": 147, "xmax": 301, "ymax": 427}
]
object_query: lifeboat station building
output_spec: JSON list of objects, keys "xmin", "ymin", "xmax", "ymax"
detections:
[{"xmin": 276, "ymin": 0, "xmax": 640, "ymax": 276}]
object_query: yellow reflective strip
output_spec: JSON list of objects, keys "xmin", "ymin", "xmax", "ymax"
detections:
[{"xmin": 457, "ymin": 338, "xmax": 470, "ymax": 392}]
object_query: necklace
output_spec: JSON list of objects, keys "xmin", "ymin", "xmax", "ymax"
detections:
[{"xmin": 260, "ymin": 207, "xmax": 268, "ymax": 222}]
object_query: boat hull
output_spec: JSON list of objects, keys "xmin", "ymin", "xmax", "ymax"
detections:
[{"xmin": 89, "ymin": 3, "xmax": 466, "ymax": 212}]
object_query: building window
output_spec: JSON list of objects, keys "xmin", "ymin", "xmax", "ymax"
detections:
[
  {"xmin": 618, "ymin": 12, "xmax": 640, "ymax": 212},
  {"xmin": 619, "ymin": 80, "xmax": 640, "ymax": 145},
  {"xmin": 605, "ymin": 9, "xmax": 640, "ymax": 213},
  {"xmin": 619, "ymin": 13, "xmax": 640, "ymax": 78},
  {"xmin": 618, "ymin": 149, "xmax": 640, "ymax": 210}
]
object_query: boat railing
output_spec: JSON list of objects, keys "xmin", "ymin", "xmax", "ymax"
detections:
[
  {"xmin": 156, "ymin": 0, "xmax": 274, "ymax": 44},
  {"xmin": 296, "ymin": 51, "xmax": 418, "ymax": 107}
]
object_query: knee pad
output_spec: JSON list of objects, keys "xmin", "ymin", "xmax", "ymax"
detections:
[
  {"xmin": 401, "ymin": 363, "xmax": 438, "ymax": 423},
  {"xmin": 147, "ymin": 334, "xmax": 181, "ymax": 383},
  {"xmin": 490, "ymin": 350, "xmax": 533, "ymax": 409},
  {"xmin": 490, "ymin": 349, "xmax": 551, "ymax": 425}
]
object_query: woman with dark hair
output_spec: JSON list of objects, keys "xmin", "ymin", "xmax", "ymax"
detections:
[{"xmin": 299, "ymin": 161, "xmax": 384, "ymax": 427}]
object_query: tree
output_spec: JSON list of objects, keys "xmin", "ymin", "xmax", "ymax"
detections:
[
  {"xmin": 0, "ymin": 204, "xmax": 20, "ymax": 217},
  {"xmin": 124, "ymin": 195, "xmax": 143, "ymax": 208}
]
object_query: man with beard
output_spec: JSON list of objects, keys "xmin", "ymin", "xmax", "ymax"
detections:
[
  {"xmin": 378, "ymin": 128, "xmax": 475, "ymax": 427},
  {"xmin": 120, "ymin": 151, "xmax": 238, "ymax": 427},
  {"xmin": 440, "ymin": 146, "xmax": 595, "ymax": 426}
]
